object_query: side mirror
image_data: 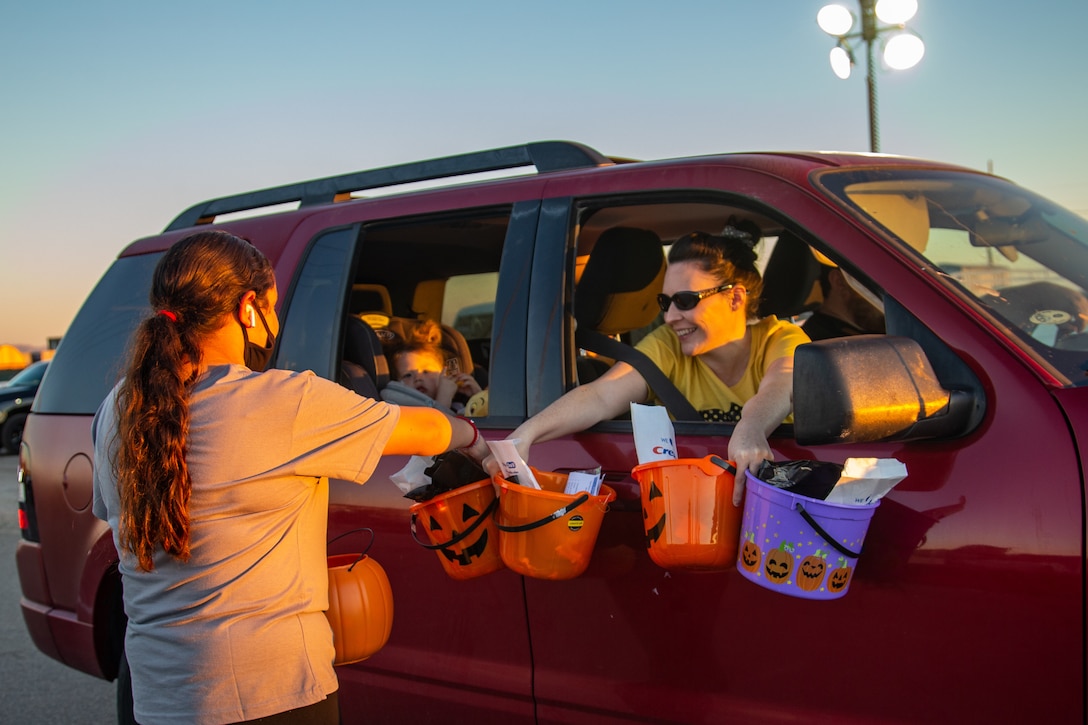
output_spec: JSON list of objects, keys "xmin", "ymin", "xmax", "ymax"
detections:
[{"xmin": 793, "ymin": 335, "xmax": 979, "ymax": 445}]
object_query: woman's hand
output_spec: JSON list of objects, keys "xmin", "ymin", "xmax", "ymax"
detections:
[
  {"xmin": 726, "ymin": 355, "xmax": 794, "ymax": 506},
  {"xmin": 726, "ymin": 420, "xmax": 773, "ymax": 506}
]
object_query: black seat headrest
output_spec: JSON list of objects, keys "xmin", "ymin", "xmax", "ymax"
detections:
[
  {"xmin": 340, "ymin": 317, "xmax": 389, "ymax": 397},
  {"xmin": 576, "ymin": 227, "xmax": 665, "ymax": 335},
  {"xmin": 758, "ymin": 231, "xmax": 825, "ymax": 319}
]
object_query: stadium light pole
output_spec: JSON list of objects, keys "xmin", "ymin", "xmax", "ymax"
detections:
[{"xmin": 817, "ymin": 0, "xmax": 925, "ymax": 152}]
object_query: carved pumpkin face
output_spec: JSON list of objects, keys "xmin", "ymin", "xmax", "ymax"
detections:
[
  {"xmin": 411, "ymin": 480, "xmax": 504, "ymax": 581},
  {"xmin": 740, "ymin": 532, "xmax": 761, "ymax": 573},
  {"xmin": 642, "ymin": 479, "xmax": 666, "ymax": 547},
  {"xmin": 796, "ymin": 549, "xmax": 828, "ymax": 592},
  {"xmin": 828, "ymin": 557, "xmax": 853, "ymax": 592},
  {"xmin": 764, "ymin": 542, "xmax": 794, "ymax": 584},
  {"xmin": 431, "ymin": 501, "xmax": 490, "ymax": 567}
]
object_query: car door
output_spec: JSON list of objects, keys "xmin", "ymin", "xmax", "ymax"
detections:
[
  {"xmin": 275, "ymin": 201, "xmax": 543, "ymax": 723},
  {"xmin": 517, "ymin": 164, "xmax": 1081, "ymax": 723}
]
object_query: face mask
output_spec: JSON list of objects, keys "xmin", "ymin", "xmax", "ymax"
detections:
[{"xmin": 241, "ymin": 304, "xmax": 276, "ymax": 372}]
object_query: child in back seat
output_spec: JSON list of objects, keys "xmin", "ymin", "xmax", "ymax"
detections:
[{"xmin": 381, "ymin": 319, "xmax": 483, "ymax": 414}]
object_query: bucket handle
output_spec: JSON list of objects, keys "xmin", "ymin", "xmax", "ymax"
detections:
[
  {"xmin": 795, "ymin": 505, "xmax": 863, "ymax": 559},
  {"xmin": 328, "ymin": 527, "xmax": 376, "ymax": 571},
  {"xmin": 496, "ymin": 493, "xmax": 590, "ymax": 533},
  {"xmin": 709, "ymin": 455, "xmax": 738, "ymax": 475},
  {"xmin": 409, "ymin": 495, "xmax": 498, "ymax": 551}
]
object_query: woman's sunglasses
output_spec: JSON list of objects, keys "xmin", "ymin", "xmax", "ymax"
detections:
[{"xmin": 656, "ymin": 284, "xmax": 734, "ymax": 313}]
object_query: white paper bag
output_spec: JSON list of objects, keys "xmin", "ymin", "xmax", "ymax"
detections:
[
  {"xmin": 631, "ymin": 403, "xmax": 678, "ymax": 465},
  {"xmin": 487, "ymin": 438, "xmax": 541, "ymax": 489},
  {"xmin": 824, "ymin": 457, "xmax": 908, "ymax": 506},
  {"xmin": 390, "ymin": 455, "xmax": 437, "ymax": 496}
]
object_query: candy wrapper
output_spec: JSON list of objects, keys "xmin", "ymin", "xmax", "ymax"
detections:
[
  {"xmin": 391, "ymin": 450, "xmax": 489, "ymax": 502},
  {"xmin": 631, "ymin": 403, "xmax": 678, "ymax": 464},
  {"xmin": 755, "ymin": 459, "xmax": 843, "ymax": 500},
  {"xmin": 825, "ymin": 457, "xmax": 908, "ymax": 505},
  {"xmin": 564, "ymin": 466, "xmax": 604, "ymax": 496}
]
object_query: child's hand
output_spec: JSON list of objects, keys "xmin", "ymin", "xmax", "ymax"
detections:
[
  {"xmin": 435, "ymin": 374, "xmax": 459, "ymax": 408},
  {"xmin": 453, "ymin": 373, "xmax": 482, "ymax": 397}
]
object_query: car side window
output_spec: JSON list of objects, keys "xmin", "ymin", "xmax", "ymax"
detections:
[
  {"xmin": 569, "ymin": 199, "xmax": 824, "ymax": 381},
  {"xmin": 276, "ymin": 227, "xmax": 358, "ymax": 380},
  {"xmin": 345, "ymin": 209, "xmax": 511, "ymax": 416}
]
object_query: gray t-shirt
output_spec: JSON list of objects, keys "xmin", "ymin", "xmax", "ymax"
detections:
[{"xmin": 92, "ymin": 364, "xmax": 400, "ymax": 724}]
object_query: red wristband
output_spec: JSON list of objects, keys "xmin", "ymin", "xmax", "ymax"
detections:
[{"xmin": 457, "ymin": 416, "xmax": 479, "ymax": 449}]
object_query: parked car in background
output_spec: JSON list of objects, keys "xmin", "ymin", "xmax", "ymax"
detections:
[
  {"xmin": 1, "ymin": 360, "xmax": 47, "ymax": 454},
  {"xmin": 15, "ymin": 141, "xmax": 1087, "ymax": 723}
]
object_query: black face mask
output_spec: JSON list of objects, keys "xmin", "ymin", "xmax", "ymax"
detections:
[{"xmin": 241, "ymin": 304, "xmax": 276, "ymax": 372}]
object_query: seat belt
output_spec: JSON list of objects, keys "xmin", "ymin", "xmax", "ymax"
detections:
[{"xmin": 575, "ymin": 328, "xmax": 702, "ymax": 422}]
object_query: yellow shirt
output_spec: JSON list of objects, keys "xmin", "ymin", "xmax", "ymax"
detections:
[{"xmin": 635, "ymin": 316, "xmax": 809, "ymax": 423}]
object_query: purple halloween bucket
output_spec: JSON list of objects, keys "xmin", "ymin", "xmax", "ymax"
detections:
[{"xmin": 737, "ymin": 471, "xmax": 879, "ymax": 600}]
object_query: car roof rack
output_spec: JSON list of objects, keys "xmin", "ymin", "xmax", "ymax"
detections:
[{"xmin": 165, "ymin": 140, "xmax": 615, "ymax": 231}]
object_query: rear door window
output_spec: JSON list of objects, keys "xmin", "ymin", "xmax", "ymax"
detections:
[{"xmin": 34, "ymin": 252, "xmax": 161, "ymax": 415}]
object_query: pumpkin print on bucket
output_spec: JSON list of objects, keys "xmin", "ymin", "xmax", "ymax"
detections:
[
  {"xmin": 796, "ymin": 549, "xmax": 829, "ymax": 592},
  {"xmin": 739, "ymin": 531, "xmax": 761, "ymax": 573},
  {"xmin": 764, "ymin": 541, "xmax": 795, "ymax": 585},
  {"xmin": 828, "ymin": 557, "xmax": 853, "ymax": 593}
]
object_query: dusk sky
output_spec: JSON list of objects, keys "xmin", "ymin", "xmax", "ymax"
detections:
[{"xmin": 2, "ymin": 1, "xmax": 1086, "ymax": 348}]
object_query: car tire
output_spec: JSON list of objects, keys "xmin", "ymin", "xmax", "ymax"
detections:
[
  {"xmin": 1, "ymin": 411, "xmax": 27, "ymax": 455},
  {"xmin": 117, "ymin": 645, "xmax": 136, "ymax": 725}
]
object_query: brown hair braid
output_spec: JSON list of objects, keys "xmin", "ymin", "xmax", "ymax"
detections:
[{"xmin": 114, "ymin": 230, "xmax": 274, "ymax": 571}]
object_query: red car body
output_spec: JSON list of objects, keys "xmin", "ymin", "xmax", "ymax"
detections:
[{"xmin": 16, "ymin": 142, "xmax": 1085, "ymax": 723}]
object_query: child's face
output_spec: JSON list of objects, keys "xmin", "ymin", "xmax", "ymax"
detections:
[{"xmin": 396, "ymin": 351, "xmax": 445, "ymax": 400}]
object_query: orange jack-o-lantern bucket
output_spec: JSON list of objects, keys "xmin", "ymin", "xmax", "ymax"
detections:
[
  {"xmin": 409, "ymin": 478, "xmax": 505, "ymax": 580},
  {"xmin": 631, "ymin": 455, "xmax": 741, "ymax": 571},
  {"xmin": 326, "ymin": 529, "xmax": 394, "ymax": 666},
  {"xmin": 494, "ymin": 468, "xmax": 615, "ymax": 580}
]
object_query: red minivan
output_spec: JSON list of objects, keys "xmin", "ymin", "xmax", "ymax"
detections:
[{"xmin": 16, "ymin": 142, "xmax": 1085, "ymax": 723}]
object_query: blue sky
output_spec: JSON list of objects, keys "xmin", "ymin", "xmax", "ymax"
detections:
[{"xmin": 2, "ymin": 0, "xmax": 1086, "ymax": 347}]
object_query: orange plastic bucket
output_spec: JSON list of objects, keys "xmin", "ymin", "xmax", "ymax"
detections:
[
  {"xmin": 409, "ymin": 479, "xmax": 504, "ymax": 580},
  {"xmin": 494, "ymin": 468, "xmax": 616, "ymax": 580},
  {"xmin": 630, "ymin": 455, "xmax": 741, "ymax": 571},
  {"xmin": 326, "ymin": 553, "xmax": 394, "ymax": 665},
  {"xmin": 325, "ymin": 528, "xmax": 393, "ymax": 666}
]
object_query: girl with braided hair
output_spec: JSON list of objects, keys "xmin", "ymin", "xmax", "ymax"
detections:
[{"xmin": 92, "ymin": 230, "xmax": 487, "ymax": 724}]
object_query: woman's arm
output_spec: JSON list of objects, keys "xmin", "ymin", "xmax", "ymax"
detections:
[
  {"xmin": 504, "ymin": 362, "xmax": 650, "ymax": 465},
  {"xmin": 383, "ymin": 406, "xmax": 489, "ymax": 461},
  {"xmin": 727, "ymin": 354, "xmax": 794, "ymax": 505}
]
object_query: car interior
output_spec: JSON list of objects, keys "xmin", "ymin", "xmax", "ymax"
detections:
[{"xmin": 334, "ymin": 197, "xmax": 890, "ymax": 421}]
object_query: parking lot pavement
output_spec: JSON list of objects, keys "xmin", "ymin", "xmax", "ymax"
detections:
[{"xmin": 0, "ymin": 452, "xmax": 116, "ymax": 723}]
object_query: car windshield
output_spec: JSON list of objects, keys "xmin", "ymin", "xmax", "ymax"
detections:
[
  {"xmin": 5, "ymin": 361, "xmax": 46, "ymax": 387},
  {"xmin": 818, "ymin": 168, "xmax": 1088, "ymax": 384}
]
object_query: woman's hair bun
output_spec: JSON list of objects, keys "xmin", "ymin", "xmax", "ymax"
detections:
[{"xmin": 722, "ymin": 217, "xmax": 762, "ymax": 251}]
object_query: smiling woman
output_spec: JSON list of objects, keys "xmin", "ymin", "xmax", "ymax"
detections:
[{"xmin": 496, "ymin": 225, "xmax": 809, "ymax": 505}]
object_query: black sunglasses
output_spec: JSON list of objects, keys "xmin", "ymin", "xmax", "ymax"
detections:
[{"xmin": 656, "ymin": 284, "xmax": 734, "ymax": 313}]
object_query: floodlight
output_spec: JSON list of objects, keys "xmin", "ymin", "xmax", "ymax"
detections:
[
  {"xmin": 875, "ymin": 0, "xmax": 918, "ymax": 25},
  {"xmin": 818, "ymin": 5, "xmax": 855, "ymax": 36},
  {"xmin": 883, "ymin": 32, "xmax": 925, "ymax": 70}
]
